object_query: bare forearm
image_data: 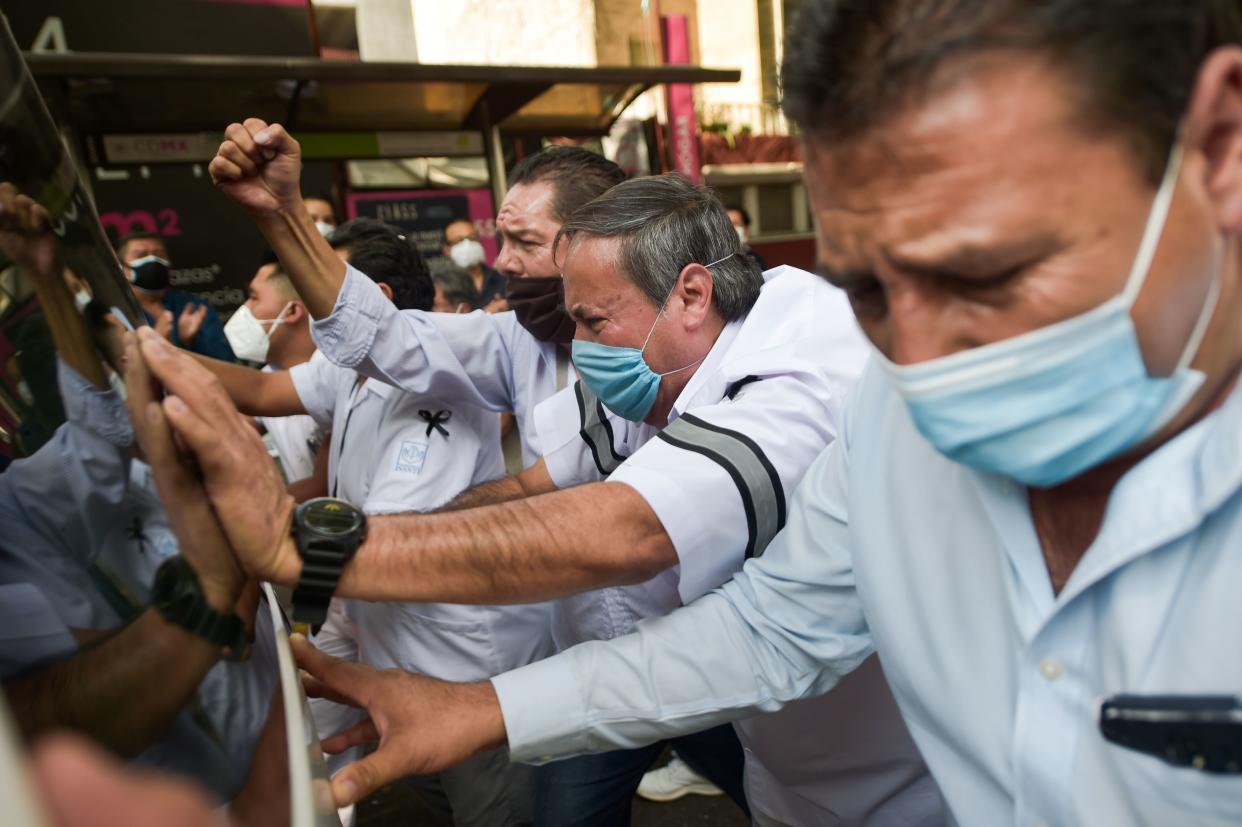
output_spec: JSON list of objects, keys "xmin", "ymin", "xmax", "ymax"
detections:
[
  {"xmin": 254, "ymin": 205, "xmax": 347, "ymax": 319},
  {"xmin": 333, "ymin": 482, "xmax": 676, "ymax": 604},
  {"xmin": 193, "ymin": 354, "xmax": 304, "ymax": 417},
  {"xmin": 440, "ymin": 459, "xmax": 556, "ymax": 511},
  {"xmin": 6, "ymin": 609, "xmax": 221, "ymax": 756},
  {"xmin": 440, "ymin": 476, "xmax": 529, "ymax": 511}
]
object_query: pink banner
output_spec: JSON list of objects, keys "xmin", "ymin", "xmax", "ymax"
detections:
[{"xmin": 662, "ymin": 15, "xmax": 702, "ymax": 183}]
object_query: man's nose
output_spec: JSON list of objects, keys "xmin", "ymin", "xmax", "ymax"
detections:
[
  {"xmin": 885, "ymin": 286, "xmax": 965, "ymax": 366},
  {"xmin": 494, "ymin": 245, "xmax": 521, "ymax": 277}
]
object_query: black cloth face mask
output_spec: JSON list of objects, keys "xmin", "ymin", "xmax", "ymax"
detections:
[
  {"xmin": 128, "ymin": 255, "xmax": 171, "ymax": 292},
  {"xmin": 505, "ymin": 274, "xmax": 576, "ymax": 344}
]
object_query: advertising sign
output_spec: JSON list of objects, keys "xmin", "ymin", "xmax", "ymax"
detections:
[{"xmin": 347, "ymin": 188, "xmax": 498, "ymax": 270}]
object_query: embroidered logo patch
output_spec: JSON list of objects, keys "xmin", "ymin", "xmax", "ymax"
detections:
[{"xmin": 395, "ymin": 440, "xmax": 428, "ymax": 474}]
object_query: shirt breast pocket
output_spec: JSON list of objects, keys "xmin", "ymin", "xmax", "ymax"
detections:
[{"xmin": 1116, "ymin": 745, "xmax": 1242, "ymax": 824}]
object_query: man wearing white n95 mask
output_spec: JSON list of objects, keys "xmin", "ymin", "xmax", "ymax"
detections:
[
  {"xmin": 264, "ymin": 1, "xmax": 1242, "ymax": 825},
  {"xmin": 140, "ymin": 154, "xmax": 940, "ymax": 823},
  {"xmin": 201, "ymin": 135, "xmax": 760, "ymax": 822},
  {"xmin": 225, "ymin": 260, "xmax": 323, "ymax": 488},
  {"xmin": 442, "ymin": 218, "xmax": 506, "ymax": 312}
]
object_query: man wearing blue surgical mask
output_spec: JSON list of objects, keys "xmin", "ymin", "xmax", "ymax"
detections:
[
  {"xmin": 167, "ymin": 1, "xmax": 1242, "ymax": 825},
  {"xmin": 118, "ymin": 232, "xmax": 235, "ymax": 362},
  {"xmin": 137, "ymin": 148, "xmax": 941, "ymax": 822}
]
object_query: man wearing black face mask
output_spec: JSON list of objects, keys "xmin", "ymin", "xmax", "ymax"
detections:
[
  {"xmin": 206, "ymin": 132, "xmax": 760, "ymax": 823},
  {"xmin": 118, "ymin": 232, "xmax": 235, "ymax": 362}
]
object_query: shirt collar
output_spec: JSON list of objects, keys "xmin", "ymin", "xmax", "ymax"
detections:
[
  {"xmin": 666, "ymin": 317, "xmax": 744, "ymax": 423},
  {"xmin": 969, "ymin": 375, "xmax": 1242, "ymax": 620},
  {"xmin": 350, "ymin": 375, "xmax": 396, "ymax": 405}
]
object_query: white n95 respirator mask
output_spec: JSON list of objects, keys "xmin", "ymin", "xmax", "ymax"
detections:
[
  {"xmin": 449, "ymin": 238, "xmax": 486, "ymax": 270},
  {"xmin": 224, "ymin": 303, "xmax": 291, "ymax": 363}
]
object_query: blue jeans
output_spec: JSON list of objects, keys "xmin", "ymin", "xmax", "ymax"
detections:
[{"xmin": 533, "ymin": 723, "xmax": 749, "ymax": 826}]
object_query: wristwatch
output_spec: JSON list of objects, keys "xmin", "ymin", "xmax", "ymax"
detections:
[
  {"xmin": 291, "ymin": 497, "xmax": 367, "ymax": 625},
  {"xmin": 151, "ymin": 555, "xmax": 246, "ymax": 659}
]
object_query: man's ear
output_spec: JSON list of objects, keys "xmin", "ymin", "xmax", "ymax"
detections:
[
  {"xmin": 284, "ymin": 301, "xmax": 307, "ymax": 325},
  {"xmin": 1188, "ymin": 46, "xmax": 1242, "ymax": 231},
  {"xmin": 675, "ymin": 263, "xmax": 715, "ymax": 331},
  {"xmin": 377, "ymin": 282, "xmax": 395, "ymax": 302}
]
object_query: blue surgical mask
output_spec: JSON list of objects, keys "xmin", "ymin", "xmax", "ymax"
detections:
[
  {"xmin": 876, "ymin": 138, "xmax": 1221, "ymax": 488},
  {"xmin": 572, "ymin": 254, "xmax": 735, "ymax": 422}
]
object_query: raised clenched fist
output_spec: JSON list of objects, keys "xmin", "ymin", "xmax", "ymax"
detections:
[{"xmin": 209, "ymin": 118, "xmax": 304, "ymax": 217}]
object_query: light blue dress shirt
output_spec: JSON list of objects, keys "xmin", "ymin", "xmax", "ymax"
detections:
[
  {"xmin": 494, "ymin": 362, "xmax": 1242, "ymax": 826},
  {"xmin": 0, "ymin": 362, "xmax": 277, "ymax": 801}
]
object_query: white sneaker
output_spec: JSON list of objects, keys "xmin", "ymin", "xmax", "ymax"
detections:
[{"xmin": 637, "ymin": 756, "xmax": 724, "ymax": 802}]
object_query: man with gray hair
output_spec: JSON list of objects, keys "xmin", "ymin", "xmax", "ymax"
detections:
[{"xmin": 162, "ymin": 125, "xmax": 940, "ymax": 823}]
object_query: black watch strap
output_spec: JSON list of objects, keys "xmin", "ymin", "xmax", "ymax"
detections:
[
  {"xmin": 153, "ymin": 557, "xmax": 246, "ymax": 659},
  {"xmin": 291, "ymin": 540, "xmax": 351, "ymax": 626}
]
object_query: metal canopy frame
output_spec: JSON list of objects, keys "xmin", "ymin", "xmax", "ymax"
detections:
[{"xmin": 26, "ymin": 51, "xmax": 739, "ymax": 213}]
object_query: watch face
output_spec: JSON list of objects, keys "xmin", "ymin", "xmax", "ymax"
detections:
[{"xmin": 303, "ymin": 499, "xmax": 363, "ymax": 536}]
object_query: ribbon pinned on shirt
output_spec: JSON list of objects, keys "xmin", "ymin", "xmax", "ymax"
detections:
[{"xmin": 419, "ymin": 409, "xmax": 452, "ymax": 438}]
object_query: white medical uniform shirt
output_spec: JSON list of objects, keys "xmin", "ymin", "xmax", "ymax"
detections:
[
  {"xmin": 259, "ymin": 359, "xmax": 323, "ymax": 482},
  {"xmin": 495, "ymin": 359, "xmax": 1242, "ymax": 826},
  {"xmin": 309, "ymin": 263, "xmax": 573, "ymax": 468},
  {"xmin": 289, "ymin": 354, "xmax": 554, "ymax": 682},
  {"xmin": 507, "ymin": 267, "xmax": 939, "ymax": 824},
  {"xmin": 0, "ymin": 363, "xmax": 277, "ymax": 800}
]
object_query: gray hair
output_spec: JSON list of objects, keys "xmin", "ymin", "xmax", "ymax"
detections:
[
  {"xmin": 555, "ymin": 174, "xmax": 763, "ymax": 321},
  {"xmin": 433, "ymin": 264, "xmax": 481, "ymax": 309}
]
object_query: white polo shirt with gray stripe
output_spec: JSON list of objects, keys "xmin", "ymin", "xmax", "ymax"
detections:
[
  {"xmin": 532, "ymin": 265, "xmax": 869, "ymax": 642},
  {"xmin": 508, "ymin": 266, "xmax": 940, "ymax": 826}
]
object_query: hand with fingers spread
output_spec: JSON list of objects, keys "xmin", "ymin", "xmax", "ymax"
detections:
[
  {"xmin": 209, "ymin": 118, "xmax": 304, "ymax": 216},
  {"xmin": 155, "ymin": 309, "xmax": 175, "ymax": 341},
  {"xmin": 123, "ymin": 331, "xmax": 248, "ymax": 611},
  {"xmin": 291, "ymin": 634, "xmax": 507, "ymax": 807},
  {"xmin": 132, "ymin": 325, "xmax": 301, "ymax": 585},
  {"xmin": 0, "ymin": 181, "xmax": 59, "ymax": 279},
  {"xmin": 176, "ymin": 302, "xmax": 208, "ymax": 346}
]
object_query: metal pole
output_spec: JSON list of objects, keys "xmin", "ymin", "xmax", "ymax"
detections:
[{"xmin": 479, "ymin": 101, "xmax": 507, "ymax": 213}]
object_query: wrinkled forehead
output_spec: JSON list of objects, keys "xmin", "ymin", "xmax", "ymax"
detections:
[
  {"xmin": 497, "ymin": 181, "xmax": 559, "ymax": 234},
  {"xmin": 805, "ymin": 54, "xmax": 1148, "ymax": 262},
  {"xmin": 561, "ymin": 235, "xmax": 638, "ymax": 309}
]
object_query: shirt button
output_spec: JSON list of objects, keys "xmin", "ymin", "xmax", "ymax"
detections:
[
  {"xmin": 1033, "ymin": 822, "xmax": 1050, "ymax": 827},
  {"xmin": 1038, "ymin": 658, "xmax": 1063, "ymax": 681}
]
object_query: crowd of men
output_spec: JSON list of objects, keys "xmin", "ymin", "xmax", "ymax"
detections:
[{"xmin": 3, "ymin": 0, "xmax": 1242, "ymax": 825}]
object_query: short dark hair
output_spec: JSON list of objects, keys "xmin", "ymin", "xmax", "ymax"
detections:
[
  {"xmin": 781, "ymin": 0, "xmax": 1242, "ymax": 183},
  {"xmin": 328, "ymin": 218, "xmax": 434, "ymax": 312},
  {"xmin": 557, "ymin": 174, "xmax": 763, "ymax": 321},
  {"xmin": 725, "ymin": 205, "xmax": 751, "ymax": 228},
  {"xmin": 441, "ymin": 218, "xmax": 477, "ymax": 247},
  {"xmin": 116, "ymin": 230, "xmax": 165, "ymax": 259},
  {"xmin": 508, "ymin": 146, "xmax": 627, "ymax": 223},
  {"xmin": 433, "ymin": 265, "xmax": 481, "ymax": 309},
  {"xmin": 326, "ymin": 218, "xmax": 402, "ymax": 251},
  {"xmin": 304, "ymin": 194, "xmax": 338, "ymax": 217}
]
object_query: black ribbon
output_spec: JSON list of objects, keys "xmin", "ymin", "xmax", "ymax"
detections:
[{"xmin": 419, "ymin": 409, "xmax": 452, "ymax": 438}]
